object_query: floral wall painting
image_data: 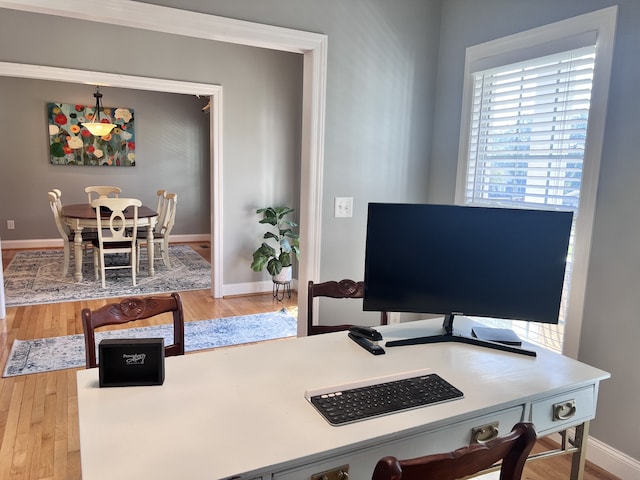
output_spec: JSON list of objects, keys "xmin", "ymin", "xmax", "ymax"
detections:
[{"xmin": 48, "ymin": 102, "xmax": 135, "ymax": 166}]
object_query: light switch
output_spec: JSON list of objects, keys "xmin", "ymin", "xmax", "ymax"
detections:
[{"xmin": 334, "ymin": 197, "xmax": 353, "ymax": 218}]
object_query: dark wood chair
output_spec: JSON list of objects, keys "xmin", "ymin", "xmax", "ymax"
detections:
[
  {"xmin": 307, "ymin": 279, "xmax": 388, "ymax": 335},
  {"xmin": 81, "ymin": 292, "xmax": 185, "ymax": 368},
  {"xmin": 371, "ymin": 422, "xmax": 537, "ymax": 480}
]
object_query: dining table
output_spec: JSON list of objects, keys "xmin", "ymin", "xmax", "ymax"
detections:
[{"xmin": 62, "ymin": 203, "xmax": 159, "ymax": 282}]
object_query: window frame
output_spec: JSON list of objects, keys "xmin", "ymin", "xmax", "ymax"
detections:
[{"xmin": 455, "ymin": 6, "xmax": 617, "ymax": 358}]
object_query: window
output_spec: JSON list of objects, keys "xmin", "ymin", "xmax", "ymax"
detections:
[
  {"xmin": 465, "ymin": 46, "xmax": 595, "ymax": 212},
  {"xmin": 455, "ymin": 7, "xmax": 617, "ymax": 356}
]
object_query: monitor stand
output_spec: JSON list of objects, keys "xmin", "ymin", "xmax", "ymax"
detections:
[{"xmin": 385, "ymin": 313, "xmax": 537, "ymax": 357}]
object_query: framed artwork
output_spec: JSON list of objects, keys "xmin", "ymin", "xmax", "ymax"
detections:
[{"xmin": 47, "ymin": 102, "xmax": 135, "ymax": 166}]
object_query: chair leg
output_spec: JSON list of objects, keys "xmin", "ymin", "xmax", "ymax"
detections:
[
  {"xmin": 162, "ymin": 238, "xmax": 171, "ymax": 269},
  {"xmin": 101, "ymin": 252, "xmax": 107, "ymax": 288},
  {"xmin": 63, "ymin": 240, "xmax": 70, "ymax": 277},
  {"xmin": 131, "ymin": 248, "xmax": 137, "ymax": 286},
  {"xmin": 94, "ymin": 248, "xmax": 106, "ymax": 288},
  {"xmin": 93, "ymin": 249, "xmax": 99, "ymax": 281},
  {"xmin": 82, "ymin": 242, "xmax": 90, "ymax": 261}
]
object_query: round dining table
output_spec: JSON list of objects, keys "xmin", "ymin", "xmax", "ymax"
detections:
[{"xmin": 62, "ymin": 203, "xmax": 159, "ymax": 282}]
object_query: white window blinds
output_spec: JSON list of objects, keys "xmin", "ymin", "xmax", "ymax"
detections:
[
  {"xmin": 463, "ymin": 45, "xmax": 596, "ymax": 352},
  {"xmin": 465, "ymin": 46, "xmax": 595, "ymax": 210}
]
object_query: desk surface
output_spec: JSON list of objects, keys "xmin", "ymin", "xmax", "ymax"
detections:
[{"xmin": 76, "ymin": 318, "xmax": 609, "ymax": 480}]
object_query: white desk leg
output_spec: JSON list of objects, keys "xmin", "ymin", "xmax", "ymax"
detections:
[
  {"xmin": 147, "ymin": 225, "xmax": 155, "ymax": 277},
  {"xmin": 570, "ymin": 421, "xmax": 589, "ymax": 480},
  {"xmin": 73, "ymin": 227, "xmax": 84, "ymax": 282}
]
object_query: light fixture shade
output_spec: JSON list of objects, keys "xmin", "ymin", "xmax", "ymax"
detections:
[
  {"xmin": 83, "ymin": 122, "xmax": 116, "ymax": 136},
  {"xmin": 82, "ymin": 86, "xmax": 116, "ymax": 136}
]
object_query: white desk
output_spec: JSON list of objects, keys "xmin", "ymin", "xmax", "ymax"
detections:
[{"xmin": 76, "ymin": 318, "xmax": 610, "ymax": 480}]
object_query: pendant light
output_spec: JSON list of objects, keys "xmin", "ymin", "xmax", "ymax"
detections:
[{"xmin": 82, "ymin": 86, "xmax": 116, "ymax": 136}]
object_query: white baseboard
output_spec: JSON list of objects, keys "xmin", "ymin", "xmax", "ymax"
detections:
[
  {"xmin": 0, "ymin": 234, "xmax": 210, "ymax": 250},
  {"xmin": 547, "ymin": 429, "xmax": 639, "ymax": 478},
  {"xmin": 222, "ymin": 280, "xmax": 298, "ymax": 298},
  {"xmin": 587, "ymin": 434, "xmax": 640, "ymax": 479},
  {"xmin": 169, "ymin": 234, "xmax": 210, "ymax": 243},
  {"xmin": 1, "ymin": 238, "xmax": 64, "ymax": 249}
]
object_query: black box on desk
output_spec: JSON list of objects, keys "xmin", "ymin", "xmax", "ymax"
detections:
[{"xmin": 99, "ymin": 338, "xmax": 165, "ymax": 387}]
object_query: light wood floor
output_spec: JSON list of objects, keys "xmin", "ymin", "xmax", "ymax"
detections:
[{"xmin": 0, "ymin": 243, "xmax": 618, "ymax": 479}]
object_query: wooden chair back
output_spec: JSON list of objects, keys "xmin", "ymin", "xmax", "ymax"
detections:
[
  {"xmin": 154, "ymin": 189, "xmax": 168, "ymax": 234},
  {"xmin": 371, "ymin": 422, "xmax": 537, "ymax": 480},
  {"xmin": 307, "ymin": 279, "xmax": 388, "ymax": 335},
  {"xmin": 51, "ymin": 188, "xmax": 63, "ymax": 212},
  {"xmin": 161, "ymin": 192, "xmax": 177, "ymax": 237},
  {"xmin": 91, "ymin": 197, "xmax": 141, "ymax": 287},
  {"xmin": 81, "ymin": 292, "xmax": 185, "ymax": 368},
  {"xmin": 48, "ymin": 191, "xmax": 71, "ymax": 239},
  {"xmin": 49, "ymin": 190, "xmax": 96, "ymax": 276},
  {"xmin": 85, "ymin": 185, "xmax": 121, "ymax": 204},
  {"xmin": 137, "ymin": 192, "xmax": 177, "ymax": 271}
]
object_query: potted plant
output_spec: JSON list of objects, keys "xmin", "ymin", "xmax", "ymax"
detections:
[{"xmin": 250, "ymin": 206, "xmax": 300, "ymax": 283}]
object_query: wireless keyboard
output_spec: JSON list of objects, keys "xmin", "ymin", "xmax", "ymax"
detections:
[{"xmin": 306, "ymin": 370, "xmax": 463, "ymax": 425}]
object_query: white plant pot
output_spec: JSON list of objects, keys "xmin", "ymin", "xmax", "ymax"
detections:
[{"xmin": 272, "ymin": 265, "xmax": 292, "ymax": 284}]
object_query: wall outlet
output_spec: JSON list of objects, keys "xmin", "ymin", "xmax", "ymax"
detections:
[
  {"xmin": 334, "ymin": 197, "xmax": 353, "ymax": 218},
  {"xmin": 7, "ymin": 220, "xmax": 15, "ymax": 230}
]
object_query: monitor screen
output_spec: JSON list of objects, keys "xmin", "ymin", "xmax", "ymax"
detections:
[{"xmin": 363, "ymin": 203, "xmax": 573, "ymax": 325}]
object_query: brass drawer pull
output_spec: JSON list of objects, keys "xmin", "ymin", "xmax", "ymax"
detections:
[
  {"xmin": 471, "ymin": 421, "xmax": 500, "ymax": 444},
  {"xmin": 553, "ymin": 400, "xmax": 577, "ymax": 421},
  {"xmin": 311, "ymin": 465, "xmax": 350, "ymax": 480}
]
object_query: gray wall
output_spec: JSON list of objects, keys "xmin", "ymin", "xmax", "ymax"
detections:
[
  {"xmin": 181, "ymin": 0, "xmax": 441, "ymax": 324},
  {"xmin": 431, "ymin": 0, "xmax": 639, "ymax": 463}
]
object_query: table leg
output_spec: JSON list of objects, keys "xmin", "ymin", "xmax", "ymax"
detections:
[
  {"xmin": 570, "ymin": 421, "xmax": 590, "ymax": 480},
  {"xmin": 73, "ymin": 227, "xmax": 84, "ymax": 282},
  {"xmin": 147, "ymin": 225, "xmax": 155, "ymax": 277}
]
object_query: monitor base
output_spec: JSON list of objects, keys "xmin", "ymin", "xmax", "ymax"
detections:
[{"xmin": 385, "ymin": 314, "xmax": 537, "ymax": 357}]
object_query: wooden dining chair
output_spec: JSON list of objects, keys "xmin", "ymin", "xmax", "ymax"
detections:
[
  {"xmin": 371, "ymin": 422, "xmax": 537, "ymax": 480},
  {"xmin": 91, "ymin": 197, "xmax": 141, "ymax": 288},
  {"xmin": 81, "ymin": 292, "xmax": 185, "ymax": 368},
  {"xmin": 135, "ymin": 189, "xmax": 166, "ymax": 267},
  {"xmin": 137, "ymin": 192, "xmax": 177, "ymax": 272},
  {"xmin": 154, "ymin": 189, "xmax": 168, "ymax": 225},
  {"xmin": 51, "ymin": 188, "xmax": 63, "ymax": 211},
  {"xmin": 48, "ymin": 191, "xmax": 96, "ymax": 276},
  {"xmin": 307, "ymin": 279, "xmax": 388, "ymax": 335},
  {"xmin": 85, "ymin": 185, "xmax": 121, "ymax": 204}
]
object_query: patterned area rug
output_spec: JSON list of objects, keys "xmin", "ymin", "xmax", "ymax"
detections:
[
  {"xmin": 2, "ymin": 245, "xmax": 211, "ymax": 307},
  {"xmin": 3, "ymin": 308, "xmax": 297, "ymax": 377}
]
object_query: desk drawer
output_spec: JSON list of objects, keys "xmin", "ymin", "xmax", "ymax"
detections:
[
  {"xmin": 529, "ymin": 385, "xmax": 595, "ymax": 435},
  {"xmin": 273, "ymin": 405, "xmax": 524, "ymax": 480}
]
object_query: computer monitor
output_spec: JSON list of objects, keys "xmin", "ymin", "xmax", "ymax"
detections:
[{"xmin": 363, "ymin": 203, "xmax": 573, "ymax": 356}]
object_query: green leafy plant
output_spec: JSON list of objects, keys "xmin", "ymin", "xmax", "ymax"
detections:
[{"xmin": 250, "ymin": 206, "xmax": 300, "ymax": 276}]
